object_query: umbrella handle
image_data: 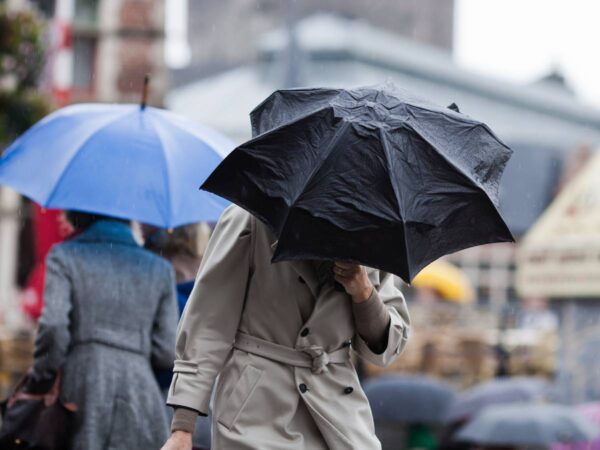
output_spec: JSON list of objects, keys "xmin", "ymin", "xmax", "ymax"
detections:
[{"xmin": 140, "ymin": 75, "xmax": 150, "ymax": 110}]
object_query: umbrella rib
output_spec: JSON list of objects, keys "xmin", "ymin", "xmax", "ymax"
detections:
[
  {"xmin": 146, "ymin": 112, "xmax": 176, "ymax": 227},
  {"xmin": 158, "ymin": 111, "xmax": 234, "ymax": 159},
  {"xmin": 403, "ymin": 108, "xmax": 501, "ymax": 208},
  {"xmin": 44, "ymin": 109, "xmax": 137, "ymax": 206},
  {"xmin": 283, "ymin": 120, "xmax": 352, "ymax": 228},
  {"xmin": 378, "ymin": 128, "xmax": 413, "ymax": 278}
]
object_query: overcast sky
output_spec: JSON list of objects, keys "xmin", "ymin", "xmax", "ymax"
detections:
[{"xmin": 455, "ymin": 0, "xmax": 600, "ymax": 107}]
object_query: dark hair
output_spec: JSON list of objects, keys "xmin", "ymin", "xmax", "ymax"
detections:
[{"xmin": 65, "ymin": 211, "xmax": 128, "ymax": 231}]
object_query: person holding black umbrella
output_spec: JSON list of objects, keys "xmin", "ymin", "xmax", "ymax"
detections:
[
  {"xmin": 162, "ymin": 84, "xmax": 513, "ymax": 450},
  {"xmin": 161, "ymin": 205, "xmax": 410, "ymax": 450}
]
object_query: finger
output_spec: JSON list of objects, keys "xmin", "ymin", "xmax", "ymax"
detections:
[
  {"xmin": 335, "ymin": 261, "xmax": 358, "ymax": 270},
  {"xmin": 333, "ymin": 266, "xmax": 358, "ymax": 278},
  {"xmin": 333, "ymin": 265, "xmax": 347, "ymax": 276},
  {"xmin": 334, "ymin": 273, "xmax": 354, "ymax": 284}
]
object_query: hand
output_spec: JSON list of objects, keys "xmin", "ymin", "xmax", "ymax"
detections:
[
  {"xmin": 160, "ymin": 431, "xmax": 192, "ymax": 450},
  {"xmin": 333, "ymin": 262, "xmax": 374, "ymax": 303}
]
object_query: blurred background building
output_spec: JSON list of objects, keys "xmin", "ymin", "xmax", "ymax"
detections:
[
  {"xmin": 3, "ymin": 0, "xmax": 600, "ymax": 404},
  {"xmin": 173, "ymin": 0, "xmax": 455, "ymax": 86}
]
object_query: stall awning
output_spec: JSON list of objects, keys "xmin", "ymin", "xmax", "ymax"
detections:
[{"xmin": 517, "ymin": 151, "xmax": 600, "ymax": 298}]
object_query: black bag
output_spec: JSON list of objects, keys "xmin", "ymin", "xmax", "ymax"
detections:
[{"xmin": 0, "ymin": 374, "xmax": 77, "ymax": 450}]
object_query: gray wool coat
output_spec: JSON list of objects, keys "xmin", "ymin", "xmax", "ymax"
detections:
[{"xmin": 30, "ymin": 220, "xmax": 178, "ymax": 450}]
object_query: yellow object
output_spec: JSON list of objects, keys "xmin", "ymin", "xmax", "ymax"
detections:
[{"xmin": 412, "ymin": 260, "xmax": 475, "ymax": 303}]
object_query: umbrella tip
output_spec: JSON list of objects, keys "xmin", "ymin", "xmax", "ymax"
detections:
[{"xmin": 140, "ymin": 74, "xmax": 150, "ymax": 110}]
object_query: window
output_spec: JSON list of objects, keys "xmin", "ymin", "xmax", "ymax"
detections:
[
  {"xmin": 72, "ymin": 37, "xmax": 96, "ymax": 90},
  {"xmin": 74, "ymin": 0, "xmax": 98, "ymax": 27},
  {"xmin": 31, "ymin": 0, "xmax": 56, "ymax": 17}
]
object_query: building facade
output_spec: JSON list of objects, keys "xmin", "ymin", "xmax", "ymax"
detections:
[
  {"xmin": 173, "ymin": 0, "xmax": 455, "ymax": 86},
  {"xmin": 0, "ymin": 0, "xmax": 167, "ymax": 323}
]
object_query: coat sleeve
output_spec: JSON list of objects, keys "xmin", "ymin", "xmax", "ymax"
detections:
[
  {"xmin": 151, "ymin": 264, "xmax": 178, "ymax": 370},
  {"xmin": 353, "ymin": 271, "xmax": 410, "ymax": 367},
  {"xmin": 29, "ymin": 246, "xmax": 73, "ymax": 385},
  {"xmin": 167, "ymin": 205, "xmax": 252, "ymax": 414}
]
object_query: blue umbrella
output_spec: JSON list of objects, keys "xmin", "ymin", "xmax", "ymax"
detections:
[{"xmin": 0, "ymin": 103, "xmax": 233, "ymax": 227}]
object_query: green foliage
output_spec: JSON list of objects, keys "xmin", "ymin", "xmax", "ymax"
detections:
[
  {"xmin": 0, "ymin": 5, "xmax": 50, "ymax": 149},
  {"xmin": 0, "ymin": 90, "xmax": 48, "ymax": 144}
]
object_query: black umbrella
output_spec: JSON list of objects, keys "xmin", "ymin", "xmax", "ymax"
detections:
[
  {"xmin": 364, "ymin": 375, "xmax": 456, "ymax": 424},
  {"xmin": 446, "ymin": 377, "xmax": 552, "ymax": 423},
  {"xmin": 456, "ymin": 403, "xmax": 598, "ymax": 446},
  {"xmin": 202, "ymin": 85, "xmax": 514, "ymax": 281}
]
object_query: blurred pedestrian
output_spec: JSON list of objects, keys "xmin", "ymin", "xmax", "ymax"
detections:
[
  {"xmin": 517, "ymin": 297, "xmax": 558, "ymax": 332},
  {"xmin": 142, "ymin": 222, "xmax": 211, "ymax": 314},
  {"xmin": 161, "ymin": 205, "xmax": 410, "ymax": 450},
  {"xmin": 143, "ymin": 222, "xmax": 213, "ymax": 450},
  {"xmin": 26, "ymin": 211, "xmax": 178, "ymax": 450}
]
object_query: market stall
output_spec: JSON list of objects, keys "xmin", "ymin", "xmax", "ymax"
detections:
[{"xmin": 517, "ymin": 150, "xmax": 600, "ymax": 402}]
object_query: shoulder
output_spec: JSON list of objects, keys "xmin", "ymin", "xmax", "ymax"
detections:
[
  {"xmin": 217, "ymin": 204, "xmax": 254, "ymax": 234},
  {"xmin": 221, "ymin": 204, "xmax": 252, "ymax": 223},
  {"xmin": 135, "ymin": 247, "xmax": 174, "ymax": 274}
]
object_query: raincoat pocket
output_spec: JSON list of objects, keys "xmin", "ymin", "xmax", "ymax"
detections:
[
  {"xmin": 217, "ymin": 365, "xmax": 263, "ymax": 430},
  {"xmin": 173, "ymin": 360, "xmax": 198, "ymax": 374}
]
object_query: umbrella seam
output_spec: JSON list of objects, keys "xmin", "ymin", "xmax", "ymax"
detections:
[
  {"xmin": 249, "ymin": 88, "xmax": 341, "ymax": 135},
  {"xmin": 378, "ymin": 128, "xmax": 412, "ymax": 279},
  {"xmin": 404, "ymin": 106, "xmax": 510, "ymax": 210},
  {"xmin": 44, "ymin": 109, "xmax": 137, "ymax": 206},
  {"xmin": 278, "ymin": 120, "xmax": 352, "ymax": 237},
  {"xmin": 159, "ymin": 110, "xmax": 234, "ymax": 159},
  {"xmin": 146, "ymin": 112, "xmax": 176, "ymax": 228},
  {"xmin": 246, "ymin": 105, "xmax": 335, "ymax": 141}
]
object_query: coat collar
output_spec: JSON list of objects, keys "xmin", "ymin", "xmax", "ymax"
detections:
[
  {"xmin": 269, "ymin": 235, "xmax": 320, "ymax": 299},
  {"xmin": 73, "ymin": 220, "xmax": 138, "ymax": 247}
]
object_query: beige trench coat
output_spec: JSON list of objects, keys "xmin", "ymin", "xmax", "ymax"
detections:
[{"xmin": 167, "ymin": 205, "xmax": 410, "ymax": 449}]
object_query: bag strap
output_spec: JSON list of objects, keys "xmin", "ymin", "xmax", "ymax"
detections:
[
  {"xmin": 44, "ymin": 372, "xmax": 62, "ymax": 407},
  {"xmin": 7, "ymin": 372, "xmax": 63, "ymax": 409}
]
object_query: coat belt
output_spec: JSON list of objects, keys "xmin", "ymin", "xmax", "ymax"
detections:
[{"xmin": 233, "ymin": 332, "xmax": 349, "ymax": 374}]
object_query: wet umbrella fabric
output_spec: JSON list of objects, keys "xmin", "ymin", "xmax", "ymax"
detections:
[
  {"xmin": 456, "ymin": 403, "xmax": 598, "ymax": 446},
  {"xmin": 0, "ymin": 103, "xmax": 233, "ymax": 227},
  {"xmin": 446, "ymin": 377, "xmax": 551, "ymax": 423},
  {"xmin": 201, "ymin": 85, "xmax": 513, "ymax": 281},
  {"xmin": 363, "ymin": 375, "xmax": 456, "ymax": 424}
]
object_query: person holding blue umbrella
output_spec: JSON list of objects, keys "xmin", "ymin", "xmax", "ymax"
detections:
[
  {"xmin": 0, "ymin": 79, "xmax": 234, "ymax": 449},
  {"xmin": 15, "ymin": 209, "xmax": 179, "ymax": 450}
]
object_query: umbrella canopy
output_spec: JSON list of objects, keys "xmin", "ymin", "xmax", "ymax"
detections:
[
  {"xmin": 363, "ymin": 375, "xmax": 456, "ymax": 424},
  {"xmin": 553, "ymin": 403, "xmax": 600, "ymax": 450},
  {"xmin": 447, "ymin": 377, "xmax": 551, "ymax": 423},
  {"xmin": 456, "ymin": 403, "xmax": 598, "ymax": 446},
  {"xmin": 202, "ymin": 85, "xmax": 513, "ymax": 281},
  {"xmin": 412, "ymin": 259, "xmax": 475, "ymax": 303},
  {"xmin": 0, "ymin": 103, "xmax": 233, "ymax": 227}
]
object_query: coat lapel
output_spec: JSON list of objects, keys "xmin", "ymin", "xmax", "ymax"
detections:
[{"xmin": 269, "ymin": 237, "xmax": 320, "ymax": 299}]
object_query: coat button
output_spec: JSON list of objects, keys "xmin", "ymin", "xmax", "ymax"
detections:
[
  {"xmin": 300, "ymin": 328, "xmax": 310, "ymax": 337},
  {"xmin": 299, "ymin": 383, "xmax": 308, "ymax": 393},
  {"xmin": 298, "ymin": 276, "xmax": 306, "ymax": 284},
  {"xmin": 344, "ymin": 386, "xmax": 354, "ymax": 394}
]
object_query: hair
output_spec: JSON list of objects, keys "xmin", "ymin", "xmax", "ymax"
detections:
[
  {"xmin": 65, "ymin": 211, "xmax": 128, "ymax": 231},
  {"xmin": 144, "ymin": 223, "xmax": 211, "ymax": 259}
]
